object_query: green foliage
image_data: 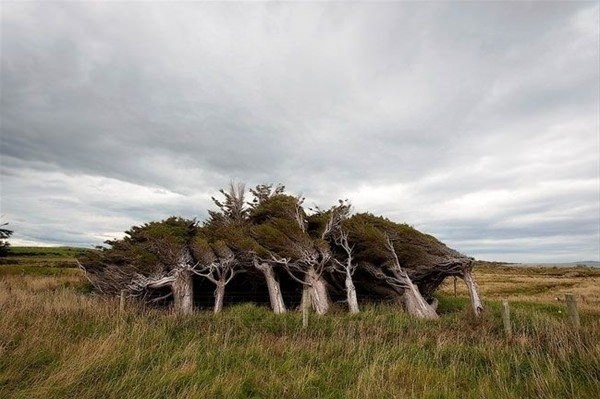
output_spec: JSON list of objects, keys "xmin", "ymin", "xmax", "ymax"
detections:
[
  {"xmin": 208, "ymin": 182, "xmax": 248, "ymax": 227},
  {"xmin": 201, "ymin": 221, "xmax": 263, "ymax": 261},
  {"xmin": 247, "ymin": 192, "xmax": 323, "ymax": 263},
  {"xmin": 343, "ymin": 213, "xmax": 461, "ymax": 270},
  {"xmin": 78, "ymin": 217, "xmax": 198, "ymax": 293},
  {"xmin": 251, "ymin": 219, "xmax": 309, "ymax": 259},
  {"xmin": 248, "ymin": 183, "xmax": 285, "ymax": 208},
  {"xmin": 342, "ymin": 213, "xmax": 391, "ymax": 265},
  {"xmin": 247, "ymin": 193, "xmax": 302, "ymax": 225},
  {"xmin": 306, "ymin": 200, "xmax": 351, "ymax": 238},
  {"xmin": 120, "ymin": 217, "xmax": 197, "ymax": 249},
  {"xmin": 189, "ymin": 236, "xmax": 216, "ymax": 265}
]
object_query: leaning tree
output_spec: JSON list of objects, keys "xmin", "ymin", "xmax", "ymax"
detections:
[
  {"xmin": 250, "ymin": 194, "xmax": 340, "ymax": 315},
  {"xmin": 191, "ymin": 236, "xmax": 242, "ymax": 313},
  {"xmin": 78, "ymin": 217, "xmax": 199, "ymax": 314},
  {"xmin": 340, "ymin": 213, "xmax": 481, "ymax": 317},
  {"xmin": 201, "ymin": 182, "xmax": 288, "ymax": 314},
  {"xmin": 306, "ymin": 201, "xmax": 357, "ymax": 313}
]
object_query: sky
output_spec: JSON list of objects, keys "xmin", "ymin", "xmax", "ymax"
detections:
[{"xmin": 1, "ymin": 1, "xmax": 599, "ymax": 263}]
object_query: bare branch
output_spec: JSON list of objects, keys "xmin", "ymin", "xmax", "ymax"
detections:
[
  {"xmin": 294, "ymin": 196, "xmax": 306, "ymax": 232},
  {"xmin": 385, "ymin": 235, "xmax": 402, "ymax": 271},
  {"xmin": 148, "ymin": 292, "xmax": 173, "ymax": 303},
  {"xmin": 321, "ymin": 213, "xmax": 335, "ymax": 240},
  {"xmin": 76, "ymin": 260, "xmax": 104, "ymax": 293},
  {"xmin": 193, "ymin": 267, "xmax": 219, "ymax": 284}
]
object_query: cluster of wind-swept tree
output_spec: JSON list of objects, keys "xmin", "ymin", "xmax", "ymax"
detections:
[{"xmin": 79, "ymin": 183, "xmax": 483, "ymax": 319}]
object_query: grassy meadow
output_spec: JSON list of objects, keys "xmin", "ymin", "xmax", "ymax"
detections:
[{"xmin": 0, "ymin": 248, "xmax": 599, "ymax": 399}]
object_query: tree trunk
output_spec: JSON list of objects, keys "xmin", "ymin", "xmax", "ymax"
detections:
[
  {"xmin": 387, "ymin": 264, "xmax": 438, "ymax": 319},
  {"xmin": 257, "ymin": 263, "xmax": 286, "ymax": 314},
  {"xmin": 463, "ymin": 269, "xmax": 483, "ymax": 316},
  {"xmin": 345, "ymin": 274, "xmax": 360, "ymax": 314},
  {"xmin": 402, "ymin": 280, "xmax": 438, "ymax": 319},
  {"xmin": 214, "ymin": 282, "xmax": 225, "ymax": 314},
  {"xmin": 306, "ymin": 267, "xmax": 330, "ymax": 315},
  {"xmin": 172, "ymin": 269, "xmax": 193, "ymax": 315}
]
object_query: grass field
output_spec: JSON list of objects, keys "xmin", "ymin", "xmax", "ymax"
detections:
[
  {"xmin": 0, "ymin": 248, "xmax": 599, "ymax": 398},
  {"xmin": 0, "ymin": 246, "xmax": 90, "ymax": 271},
  {"xmin": 4, "ymin": 246, "xmax": 91, "ymax": 257}
]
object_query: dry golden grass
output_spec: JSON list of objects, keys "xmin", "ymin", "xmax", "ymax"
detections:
[
  {"xmin": 0, "ymin": 262, "xmax": 599, "ymax": 399},
  {"xmin": 439, "ymin": 263, "xmax": 600, "ymax": 310}
]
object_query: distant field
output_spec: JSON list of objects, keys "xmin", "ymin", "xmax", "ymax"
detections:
[
  {"xmin": 0, "ymin": 246, "xmax": 92, "ymax": 270},
  {"xmin": 0, "ymin": 248, "xmax": 598, "ymax": 398},
  {"xmin": 5, "ymin": 246, "xmax": 92, "ymax": 257},
  {"xmin": 439, "ymin": 263, "xmax": 600, "ymax": 312}
]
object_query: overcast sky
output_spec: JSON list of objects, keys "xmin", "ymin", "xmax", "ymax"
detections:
[{"xmin": 1, "ymin": 2, "xmax": 599, "ymax": 263}]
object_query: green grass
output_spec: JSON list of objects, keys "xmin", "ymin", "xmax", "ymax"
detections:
[
  {"xmin": 0, "ymin": 270, "xmax": 599, "ymax": 399},
  {"xmin": 0, "ymin": 265, "xmax": 82, "ymax": 277},
  {"xmin": 6, "ymin": 246, "xmax": 92, "ymax": 258},
  {"xmin": 0, "ymin": 246, "xmax": 92, "ymax": 269}
]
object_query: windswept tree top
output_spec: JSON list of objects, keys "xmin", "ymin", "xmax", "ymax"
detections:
[
  {"xmin": 344, "ymin": 213, "xmax": 465, "ymax": 267},
  {"xmin": 79, "ymin": 217, "xmax": 199, "ymax": 293}
]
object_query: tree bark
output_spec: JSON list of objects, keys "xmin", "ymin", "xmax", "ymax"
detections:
[
  {"xmin": 172, "ymin": 269, "xmax": 193, "ymax": 315},
  {"xmin": 214, "ymin": 282, "xmax": 225, "ymax": 314},
  {"xmin": 306, "ymin": 267, "xmax": 330, "ymax": 315},
  {"xmin": 382, "ymin": 236, "xmax": 438, "ymax": 319},
  {"xmin": 256, "ymin": 263, "xmax": 286, "ymax": 314},
  {"xmin": 345, "ymin": 274, "xmax": 360, "ymax": 314},
  {"xmin": 463, "ymin": 269, "xmax": 483, "ymax": 316},
  {"xmin": 402, "ymin": 280, "xmax": 439, "ymax": 319}
]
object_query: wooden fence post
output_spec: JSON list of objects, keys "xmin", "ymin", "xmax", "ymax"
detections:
[
  {"xmin": 120, "ymin": 289, "xmax": 127, "ymax": 313},
  {"xmin": 565, "ymin": 293, "xmax": 580, "ymax": 329},
  {"xmin": 302, "ymin": 287, "xmax": 310, "ymax": 329},
  {"xmin": 501, "ymin": 299, "xmax": 512, "ymax": 337}
]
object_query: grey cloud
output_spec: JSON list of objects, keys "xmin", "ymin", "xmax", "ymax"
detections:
[{"xmin": 1, "ymin": 2, "xmax": 598, "ymax": 262}]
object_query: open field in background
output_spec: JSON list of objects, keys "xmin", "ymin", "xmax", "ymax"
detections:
[
  {"xmin": 4, "ymin": 246, "xmax": 91, "ymax": 258},
  {"xmin": 0, "ymin": 248, "xmax": 599, "ymax": 398},
  {"xmin": 440, "ymin": 262, "xmax": 600, "ymax": 312},
  {"xmin": 0, "ymin": 246, "xmax": 88, "ymax": 272}
]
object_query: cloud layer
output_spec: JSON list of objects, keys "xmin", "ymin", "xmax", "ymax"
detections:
[{"xmin": 1, "ymin": 2, "xmax": 598, "ymax": 262}]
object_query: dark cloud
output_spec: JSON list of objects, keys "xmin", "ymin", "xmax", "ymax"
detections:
[{"xmin": 1, "ymin": 2, "xmax": 598, "ymax": 262}]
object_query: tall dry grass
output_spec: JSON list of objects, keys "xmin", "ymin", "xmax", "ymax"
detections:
[
  {"xmin": 439, "ymin": 264, "xmax": 600, "ymax": 311},
  {"xmin": 0, "ymin": 269, "xmax": 599, "ymax": 399}
]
